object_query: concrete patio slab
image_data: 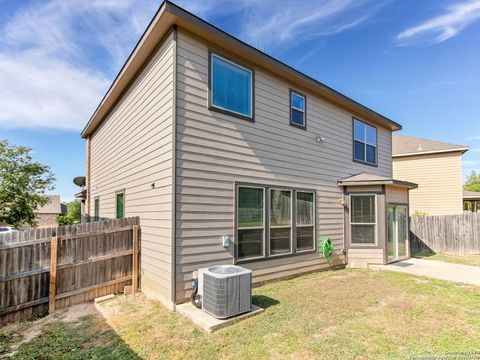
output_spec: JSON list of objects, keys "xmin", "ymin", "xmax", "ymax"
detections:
[
  {"xmin": 176, "ymin": 303, "xmax": 264, "ymax": 333},
  {"xmin": 370, "ymin": 258, "xmax": 480, "ymax": 286}
]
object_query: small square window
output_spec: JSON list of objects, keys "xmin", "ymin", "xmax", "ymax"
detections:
[{"xmin": 290, "ymin": 91, "xmax": 306, "ymax": 128}]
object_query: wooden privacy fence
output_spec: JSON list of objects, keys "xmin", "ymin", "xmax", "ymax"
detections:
[
  {"xmin": 0, "ymin": 217, "xmax": 140, "ymax": 325},
  {"xmin": 410, "ymin": 213, "xmax": 480, "ymax": 254}
]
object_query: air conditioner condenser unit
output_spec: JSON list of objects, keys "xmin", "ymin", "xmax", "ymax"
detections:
[{"xmin": 196, "ymin": 265, "xmax": 252, "ymax": 319}]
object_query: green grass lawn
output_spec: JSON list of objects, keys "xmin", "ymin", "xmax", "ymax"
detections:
[
  {"xmin": 414, "ymin": 252, "xmax": 480, "ymax": 267},
  {"xmin": 2, "ymin": 269, "xmax": 480, "ymax": 359}
]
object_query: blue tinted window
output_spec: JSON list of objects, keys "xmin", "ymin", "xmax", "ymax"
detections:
[
  {"xmin": 291, "ymin": 93, "xmax": 304, "ymax": 110},
  {"xmin": 353, "ymin": 119, "xmax": 377, "ymax": 165},
  {"xmin": 366, "ymin": 144, "xmax": 376, "ymax": 163},
  {"xmin": 290, "ymin": 92, "xmax": 305, "ymax": 127},
  {"xmin": 211, "ymin": 54, "xmax": 252, "ymax": 117},
  {"xmin": 354, "ymin": 120, "xmax": 365, "ymax": 141},
  {"xmin": 354, "ymin": 141, "xmax": 365, "ymax": 162},
  {"xmin": 366, "ymin": 125, "xmax": 376, "ymax": 145},
  {"xmin": 291, "ymin": 109, "xmax": 304, "ymax": 126}
]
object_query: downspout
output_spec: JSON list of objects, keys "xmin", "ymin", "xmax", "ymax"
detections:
[
  {"xmin": 341, "ymin": 186, "xmax": 347, "ymax": 265},
  {"xmin": 86, "ymin": 135, "xmax": 91, "ymax": 221},
  {"xmin": 170, "ymin": 24, "xmax": 178, "ymax": 308}
]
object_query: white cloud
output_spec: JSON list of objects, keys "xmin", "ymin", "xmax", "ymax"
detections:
[
  {"xmin": 0, "ymin": 0, "xmax": 158, "ymax": 131},
  {"xmin": 173, "ymin": 0, "xmax": 388, "ymax": 50},
  {"xmin": 1, "ymin": 0, "xmax": 386, "ymax": 131},
  {"xmin": 0, "ymin": 53, "xmax": 107, "ymax": 130},
  {"xmin": 396, "ymin": 0, "xmax": 480, "ymax": 46}
]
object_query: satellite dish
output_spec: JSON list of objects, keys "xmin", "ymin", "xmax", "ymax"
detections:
[{"xmin": 73, "ymin": 176, "xmax": 86, "ymax": 187}]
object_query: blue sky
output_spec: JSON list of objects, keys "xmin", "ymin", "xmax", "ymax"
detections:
[{"xmin": 0, "ymin": 0, "xmax": 479, "ymax": 201}]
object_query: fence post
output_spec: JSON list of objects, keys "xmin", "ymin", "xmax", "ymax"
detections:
[
  {"xmin": 49, "ymin": 236, "xmax": 58, "ymax": 313},
  {"xmin": 132, "ymin": 225, "xmax": 139, "ymax": 294}
]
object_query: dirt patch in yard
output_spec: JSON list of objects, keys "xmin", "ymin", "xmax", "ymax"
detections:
[{"xmin": 0, "ymin": 303, "xmax": 101, "ymax": 358}]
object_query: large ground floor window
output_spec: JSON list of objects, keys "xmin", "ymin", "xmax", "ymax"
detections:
[
  {"xmin": 237, "ymin": 185, "xmax": 316, "ymax": 261},
  {"xmin": 350, "ymin": 194, "xmax": 376, "ymax": 244}
]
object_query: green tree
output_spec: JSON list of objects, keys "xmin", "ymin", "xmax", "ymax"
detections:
[
  {"xmin": 56, "ymin": 213, "xmax": 75, "ymax": 226},
  {"xmin": 67, "ymin": 200, "xmax": 81, "ymax": 222},
  {"xmin": 56, "ymin": 200, "xmax": 81, "ymax": 226},
  {"xmin": 0, "ymin": 140, "xmax": 55, "ymax": 228},
  {"xmin": 464, "ymin": 170, "xmax": 480, "ymax": 192}
]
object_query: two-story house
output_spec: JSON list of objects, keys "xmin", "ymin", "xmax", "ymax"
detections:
[{"xmin": 80, "ymin": 1, "xmax": 416, "ymax": 309}]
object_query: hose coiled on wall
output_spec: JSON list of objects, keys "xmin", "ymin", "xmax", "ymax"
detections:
[{"xmin": 319, "ymin": 237, "xmax": 333, "ymax": 263}]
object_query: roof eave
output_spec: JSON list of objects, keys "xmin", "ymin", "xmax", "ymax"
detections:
[
  {"xmin": 338, "ymin": 179, "xmax": 418, "ymax": 189},
  {"xmin": 392, "ymin": 147, "xmax": 470, "ymax": 158},
  {"xmin": 464, "ymin": 196, "xmax": 480, "ymax": 200},
  {"xmin": 81, "ymin": 0, "xmax": 401, "ymax": 138}
]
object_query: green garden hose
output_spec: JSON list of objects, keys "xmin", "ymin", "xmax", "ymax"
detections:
[{"xmin": 318, "ymin": 237, "xmax": 333, "ymax": 262}]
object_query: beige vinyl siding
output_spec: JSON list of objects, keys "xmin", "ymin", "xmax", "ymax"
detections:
[
  {"xmin": 393, "ymin": 152, "xmax": 463, "ymax": 215},
  {"xmin": 346, "ymin": 185, "xmax": 383, "ymax": 193},
  {"xmin": 174, "ymin": 30, "xmax": 393, "ymax": 301},
  {"xmin": 386, "ymin": 186, "xmax": 409, "ymax": 205},
  {"xmin": 89, "ymin": 32, "xmax": 175, "ymax": 307},
  {"xmin": 347, "ymin": 248, "xmax": 384, "ymax": 268}
]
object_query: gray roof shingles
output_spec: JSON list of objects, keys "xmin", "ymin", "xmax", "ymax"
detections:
[{"xmin": 392, "ymin": 134, "xmax": 468, "ymax": 156}]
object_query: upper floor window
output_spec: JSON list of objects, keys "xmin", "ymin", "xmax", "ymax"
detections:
[
  {"xmin": 353, "ymin": 119, "xmax": 377, "ymax": 165},
  {"xmin": 290, "ymin": 91, "xmax": 306, "ymax": 128},
  {"xmin": 210, "ymin": 53, "xmax": 253, "ymax": 119}
]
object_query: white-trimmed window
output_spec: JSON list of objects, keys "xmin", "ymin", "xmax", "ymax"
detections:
[
  {"xmin": 351, "ymin": 194, "xmax": 376, "ymax": 244},
  {"xmin": 290, "ymin": 91, "xmax": 306, "ymax": 128},
  {"xmin": 296, "ymin": 191, "xmax": 315, "ymax": 251},
  {"xmin": 237, "ymin": 185, "xmax": 316, "ymax": 261},
  {"xmin": 353, "ymin": 119, "xmax": 377, "ymax": 165},
  {"xmin": 269, "ymin": 189, "xmax": 292, "ymax": 256},
  {"xmin": 210, "ymin": 53, "xmax": 253, "ymax": 118},
  {"xmin": 237, "ymin": 186, "xmax": 265, "ymax": 260}
]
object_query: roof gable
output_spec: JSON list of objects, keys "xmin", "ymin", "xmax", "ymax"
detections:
[{"xmin": 81, "ymin": 1, "xmax": 402, "ymax": 138}]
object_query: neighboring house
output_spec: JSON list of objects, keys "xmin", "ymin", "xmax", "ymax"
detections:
[
  {"xmin": 392, "ymin": 134, "xmax": 469, "ymax": 215},
  {"xmin": 35, "ymin": 195, "xmax": 63, "ymax": 228},
  {"xmin": 80, "ymin": 1, "xmax": 416, "ymax": 309},
  {"xmin": 464, "ymin": 190, "xmax": 480, "ymax": 212}
]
